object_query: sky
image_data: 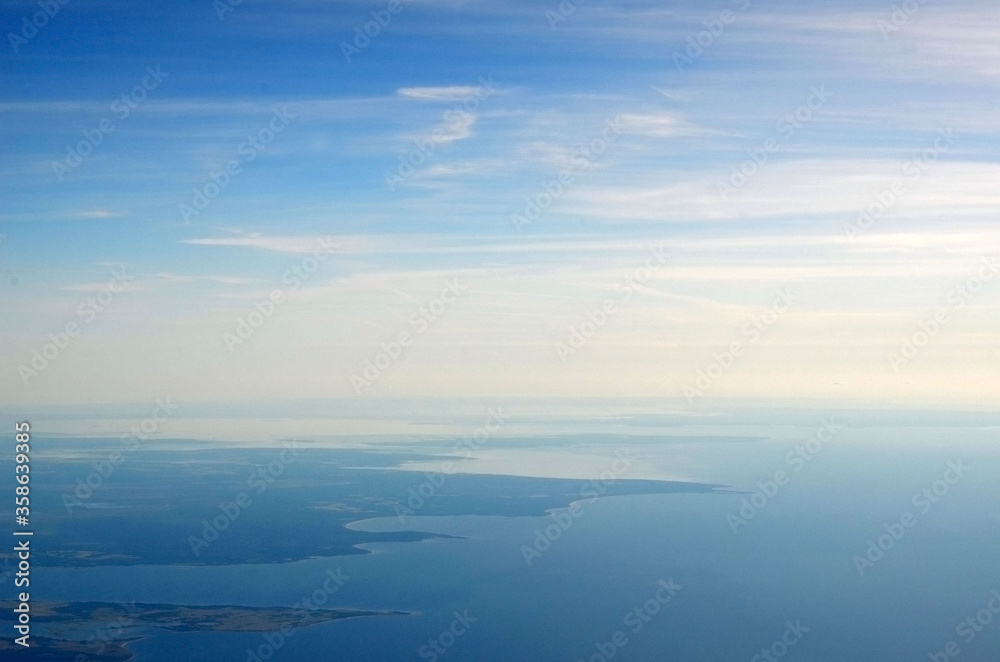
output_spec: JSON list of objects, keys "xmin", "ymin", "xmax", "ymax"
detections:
[{"xmin": 0, "ymin": 0, "xmax": 998, "ymax": 409}]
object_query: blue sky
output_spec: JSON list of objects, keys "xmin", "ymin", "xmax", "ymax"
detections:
[{"xmin": 1, "ymin": 0, "xmax": 998, "ymax": 408}]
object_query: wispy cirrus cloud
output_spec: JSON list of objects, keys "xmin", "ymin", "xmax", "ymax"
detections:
[
  {"xmin": 183, "ymin": 235, "xmax": 343, "ymax": 254},
  {"xmin": 397, "ymin": 86, "xmax": 485, "ymax": 101},
  {"xmin": 434, "ymin": 111, "xmax": 477, "ymax": 143},
  {"xmin": 563, "ymin": 160, "xmax": 1000, "ymax": 222},
  {"xmin": 69, "ymin": 208, "xmax": 129, "ymax": 220},
  {"xmin": 4, "ymin": 0, "xmax": 999, "ymax": 407},
  {"xmin": 153, "ymin": 272, "xmax": 262, "ymax": 285},
  {"xmin": 614, "ymin": 112, "xmax": 706, "ymax": 137}
]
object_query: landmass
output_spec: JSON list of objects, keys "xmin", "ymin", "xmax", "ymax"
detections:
[
  {"xmin": 0, "ymin": 635, "xmax": 134, "ymax": 661},
  {"xmin": 8, "ymin": 444, "xmax": 726, "ymax": 567},
  {"xmin": 0, "ymin": 600, "xmax": 409, "ymax": 661},
  {"xmin": 0, "ymin": 600, "xmax": 407, "ymax": 632}
]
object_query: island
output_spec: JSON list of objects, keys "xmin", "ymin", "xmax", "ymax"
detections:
[{"xmin": 0, "ymin": 600, "xmax": 409, "ymax": 661}]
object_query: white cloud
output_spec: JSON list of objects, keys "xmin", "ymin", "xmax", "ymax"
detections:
[
  {"xmin": 70, "ymin": 208, "xmax": 128, "ymax": 220},
  {"xmin": 563, "ymin": 160, "xmax": 1000, "ymax": 222},
  {"xmin": 183, "ymin": 235, "xmax": 345, "ymax": 253},
  {"xmin": 435, "ymin": 111, "xmax": 476, "ymax": 143},
  {"xmin": 614, "ymin": 112, "xmax": 700, "ymax": 137},
  {"xmin": 154, "ymin": 272, "xmax": 261, "ymax": 285},
  {"xmin": 397, "ymin": 86, "xmax": 483, "ymax": 101}
]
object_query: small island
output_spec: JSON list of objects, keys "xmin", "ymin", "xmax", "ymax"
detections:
[
  {"xmin": 0, "ymin": 636, "xmax": 134, "ymax": 661},
  {"xmin": 0, "ymin": 600, "xmax": 410, "ymax": 661}
]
